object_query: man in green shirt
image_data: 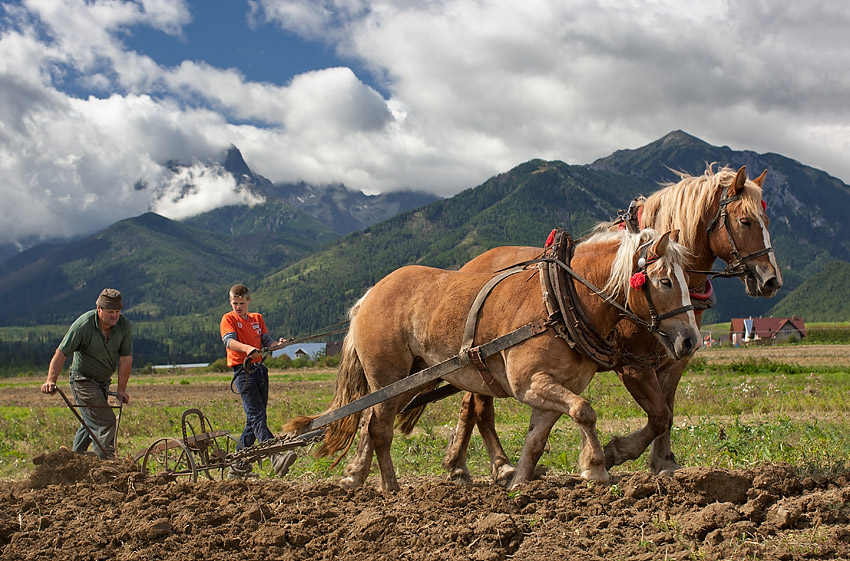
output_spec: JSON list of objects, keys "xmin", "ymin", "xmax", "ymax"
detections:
[{"xmin": 41, "ymin": 288, "xmax": 133, "ymax": 459}]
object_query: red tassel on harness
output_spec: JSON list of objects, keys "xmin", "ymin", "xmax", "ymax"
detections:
[
  {"xmin": 761, "ymin": 200, "xmax": 767, "ymax": 211},
  {"xmin": 544, "ymin": 229, "xmax": 557, "ymax": 248},
  {"xmin": 630, "ymin": 272, "xmax": 646, "ymax": 289}
]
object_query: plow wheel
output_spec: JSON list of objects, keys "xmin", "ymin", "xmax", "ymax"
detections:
[
  {"xmin": 141, "ymin": 438, "xmax": 198, "ymax": 482},
  {"xmin": 181, "ymin": 408, "xmax": 239, "ymax": 480},
  {"xmin": 199, "ymin": 434, "xmax": 239, "ymax": 480}
]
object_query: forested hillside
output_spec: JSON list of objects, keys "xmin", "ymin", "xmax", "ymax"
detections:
[{"xmin": 768, "ymin": 261, "xmax": 850, "ymax": 321}]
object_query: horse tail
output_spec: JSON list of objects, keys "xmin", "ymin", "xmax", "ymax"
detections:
[{"xmin": 282, "ymin": 293, "xmax": 370, "ymax": 457}]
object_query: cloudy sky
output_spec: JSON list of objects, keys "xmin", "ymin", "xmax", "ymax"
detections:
[{"xmin": 1, "ymin": 0, "xmax": 848, "ymax": 249}]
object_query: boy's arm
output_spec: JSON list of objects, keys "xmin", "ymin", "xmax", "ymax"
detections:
[
  {"xmin": 261, "ymin": 333, "xmax": 287, "ymax": 349},
  {"xmin": 224, "ymin": 335, "xmax": 260, "ymax": 357}
]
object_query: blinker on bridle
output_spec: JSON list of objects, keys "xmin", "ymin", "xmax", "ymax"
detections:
[{"xmin": 629, "ymin": 242, "xmax": 694, "ymax": 335}]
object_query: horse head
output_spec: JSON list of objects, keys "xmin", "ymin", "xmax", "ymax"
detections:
[
  {"xmin": 708, "ymin": 166, "xmax": 783, "ymax": 298},
  {"xmin": 624, "ymin": 229, "xmax": 701, "ymax": 360}
]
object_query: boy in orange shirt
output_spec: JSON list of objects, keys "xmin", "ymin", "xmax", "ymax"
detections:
[{"xmin": 220, "ymin": 284, "xmax": 295, "ymax": 478}]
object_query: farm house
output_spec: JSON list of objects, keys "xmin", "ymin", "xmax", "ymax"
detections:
[{"xmin": 729, "ymin": 317, "xmax": 807, "ymax": 346}]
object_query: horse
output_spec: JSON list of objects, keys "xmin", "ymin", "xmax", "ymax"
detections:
[
  {"xmin": 284, "ymin": 228, "xmax": 700, "ymax": 492},
  {"xmin": 409, "ymin": 164, "xmax": 782, "ymax": 485}
]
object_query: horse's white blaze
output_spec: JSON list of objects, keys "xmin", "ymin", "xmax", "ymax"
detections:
[
  {"xmin": 674, "ymin": 266, "xmax": 697, "ymax": 328},
  {"xmin": 758, "ymin": 216, "xmax": 783, "ymax": 285}
]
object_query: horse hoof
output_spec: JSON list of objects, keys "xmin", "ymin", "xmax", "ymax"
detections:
[
  {"xmin": 449, "ymin": 469, "xmax": 472, "ymax": 487},
  {"xmin": 493, "ymin": 465, "xmax": 516, "ymax": 487},
  {"xmin": 649, "ymin": 460, "xmax": 681, "ymax": 477},
  {"xmin": 580, "ymin": 467, "xmax": 610, "ymax": 484},
  {"xmin": 654, "ymin": 466, "xmax": 679, "ymax": 478},
  {"xmin": 339, "ymin": 476, "xmax": 360, "ymax": 489},
  {"xmin": 450, "ymin": 472, "xmax": 473, "ymax": 487}
]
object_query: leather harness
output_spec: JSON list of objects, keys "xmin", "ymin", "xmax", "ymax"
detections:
[{"xmin": 457, "ymin": 228, "xmax": 694, "ymax": 395}]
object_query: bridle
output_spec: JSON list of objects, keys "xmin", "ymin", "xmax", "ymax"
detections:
[
  {"xmin": 689, "ymin": 185, "xmax": 775, "ymax": 279},
  {"xmin": 628, "ymin": 241, "xmax": 694, "ymax": 336}
]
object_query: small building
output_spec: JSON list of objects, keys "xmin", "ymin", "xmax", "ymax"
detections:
[
  {"xmin": 272, "ymin": 342, "xmax": 327, "ymax": 360},
  {"xmin": 729, "ymin": 317, "xmax": 807, "ymax": 346},
  {"xmin": 270, "ymin": 341, "xmax": 344, "ymax": 360}
]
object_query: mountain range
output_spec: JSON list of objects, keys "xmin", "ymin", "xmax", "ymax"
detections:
[{"xmin": 1, "ymin": 130, "xmax": 849, "ymax": 368}]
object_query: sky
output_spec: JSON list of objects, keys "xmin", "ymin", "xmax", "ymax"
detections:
[{"xmin": 1, "ymin": 0, "xmax": 849, "ymax": 250}]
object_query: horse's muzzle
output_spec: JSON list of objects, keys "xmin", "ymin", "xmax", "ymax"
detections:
[
  {"xmin": 744, "ymin": 268, "xmax": 782, "ymax": 298},
  {"xmin": 657, "ymin": 322, "xmax": 701, "ymax": 360}
]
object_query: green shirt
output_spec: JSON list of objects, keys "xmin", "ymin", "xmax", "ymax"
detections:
[{"xmin": 58, "ymin": 310, "xmax": 133, "ymax": 383}]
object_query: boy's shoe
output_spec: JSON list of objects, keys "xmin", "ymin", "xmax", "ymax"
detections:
[
  {"xmin": 270, "ymin": 451, "xmax": 297, "ymax": 477},
  {"xmin": 227, "ymin": 461, "xmax": 256, "ymax": 479}
]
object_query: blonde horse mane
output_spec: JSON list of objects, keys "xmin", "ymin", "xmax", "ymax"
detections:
[
  {"xmin": 642, "ymin": 164, "xmax": 765, "ymax": 247},
  {"xmin": 582, "ymin": 227, "xmax": 689, "ymax": 298}
]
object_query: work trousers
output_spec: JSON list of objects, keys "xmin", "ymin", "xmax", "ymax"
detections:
[
  {"xmin": 233, "ymin": 363, "xmax": 274, "ymax": 450},
  {"xmin": 69, "ymin": 370, "xmax": 117, "ymax": 459}
]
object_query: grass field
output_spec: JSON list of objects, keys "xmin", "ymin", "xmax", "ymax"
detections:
[{"xmin": 1, "ymin": 344, "xmax": 848, "ymax": 481}]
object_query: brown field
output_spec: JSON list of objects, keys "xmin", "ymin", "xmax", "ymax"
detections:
[
  {"xmin": 696, "ymin": 343, "xmax": 850, "ymax": 367},
  {"xmin": 2, "ymin": 345, "xmax": 849, "ymax": 560}
]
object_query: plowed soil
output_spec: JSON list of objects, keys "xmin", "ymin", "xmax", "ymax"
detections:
[{"xmin": 2, "ymin": 449, "xmax": 848, "ymax": 561}]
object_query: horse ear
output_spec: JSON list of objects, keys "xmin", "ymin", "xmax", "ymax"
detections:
[
  {"xmin": 651, "ymin": 230, "xmax": 672, "ymax": 258},
  {"xmin": 669, "ymin": 229, "xmax": 680, "ymax": 243},
  {"xmin": 753, "ymin": 169, "xmax": 767, "ymax": 187},
  {"xmin": 729, "ymin": 166, "xmax": 747, "ymax": 197}
]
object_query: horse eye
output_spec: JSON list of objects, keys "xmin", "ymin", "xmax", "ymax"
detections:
[
  {"xmin": 660, "ymin": 278, "xmax": 672, "ymax": 288},
  {"xmin": 740, "ymin": 218, "xmax": 751, "ymax": 226}
]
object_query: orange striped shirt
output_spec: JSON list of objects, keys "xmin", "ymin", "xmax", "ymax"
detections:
[{"xmin": 220, "ymin": 311, "xmax": 268, "ymax": 367}]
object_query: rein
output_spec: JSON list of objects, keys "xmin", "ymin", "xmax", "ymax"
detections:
[
  {"xmin": 239, "ymin": 321, "xmax": 351, "ymax": 373},
  {"xmin": 494, "ymin": 229, "xmax": 693, "ymax": 368},
  {"xmin": 505, "ymin": 242, "xmax": 689, "ymax": 336}
]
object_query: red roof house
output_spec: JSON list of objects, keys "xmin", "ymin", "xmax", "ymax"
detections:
[{"xmin": 729, "ymin": 317, "xmax": 807, "ymax": 345}]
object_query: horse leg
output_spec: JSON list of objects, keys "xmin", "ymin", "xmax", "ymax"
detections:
[
  {"xmin": 444, "ymin": 393, "xmax": 514, "ymax": 486},
  {"xmin": 513, "ymin": 372, "xmax": 608, "ymax": 486},
  {"xmin": 370, "ymin": 400, "xmax": 401, "ymax": 492},
  {"xmin": 474, "ymin": 394, "xmax": 514, "ymax": 486},
  {"xmin": 510, "ymin": 408, "xmax": 559, "ymax": 488},
  {"xmin": 443, "ymin": 392, "xmax": 477, "ymax": 485},
  {"xmin": 342, "ymin": 408, "xmax": 374, "ymax": 488},
  {"xmin": 604, "ymin": 366, "xmax": 672, "ymax": 469},
  {"xmin": 648, "ymin": 359, "xmax": 688, "ymax": 476}
]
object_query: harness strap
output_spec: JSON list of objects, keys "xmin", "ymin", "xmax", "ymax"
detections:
[
  {"xmin": 634, "ymin": 243, "xmax": 694, "ymax": 334},
  {"xmin": 465, "ymin": 347, "xmax": 509, "ymax": 398},
  {"xmin": 460, "ymin": 268, "xmax": 526, "ymax": 353},
  {"xmin": 458, "ymin": 267, "xmax": 527, "ymax": 397}
]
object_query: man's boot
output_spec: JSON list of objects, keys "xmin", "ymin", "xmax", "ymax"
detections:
[{"xmin": 227, "ymin": 461, "xmax": 255, "ymax": 479}]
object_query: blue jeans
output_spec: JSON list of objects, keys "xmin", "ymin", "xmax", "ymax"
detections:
[
  {"xmin": 69, "ymin": 371, "xmax": 117, "ymax": 459},
  {"xmin": 233, "ymin": 364, "xmax": 274, "ymax": 450}
]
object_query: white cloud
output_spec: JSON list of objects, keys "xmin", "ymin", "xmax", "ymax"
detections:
[
  {"xmin": 150, "ymin": 163, "xmax": 265, "ymax": 221},
  {"xmin": 1, "ymin": 0, "xmax": 850, "ymax": 249}
]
